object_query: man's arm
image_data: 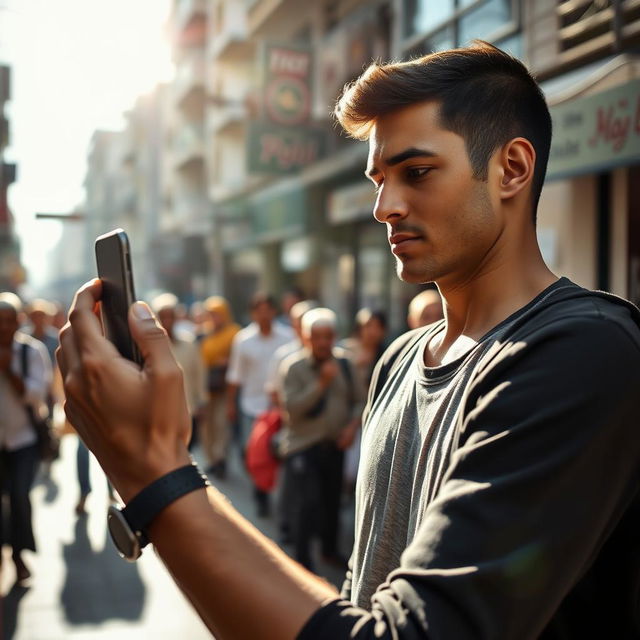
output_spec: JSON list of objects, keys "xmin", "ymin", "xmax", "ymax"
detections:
[{"xmin": 57, "ymin": 282, "xmax": 337, "ymax": 639}]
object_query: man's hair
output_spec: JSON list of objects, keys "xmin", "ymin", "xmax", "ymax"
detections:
[
  {"xmin": 290, "ymin": 299, "xmax": 318, "ymax": 322},
  {"xmin": 355, "ymin": 307, "xmax": 387, "ymax": 330},
  {"xmin": 0, "ymin": 292, "xmax": 23, "ymax": 315},
  {"xmin": 150, "ymin": 292, "xmax": 179, "ymax": 314},
  {"xmin": 250, "ymin": 291, "xmax": 276, "ymax": 311},
  {"xmin": 301, "ymin": 307, "xmax": 337, "ymax": 337},
  {"xmin": 335, "ymin": 41, "xmax": 552, "ymax": 217}
]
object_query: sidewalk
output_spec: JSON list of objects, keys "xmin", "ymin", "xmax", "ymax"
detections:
[{"xmin": 1, "ymin": 435, "xmax": 349, "ymax": 639}]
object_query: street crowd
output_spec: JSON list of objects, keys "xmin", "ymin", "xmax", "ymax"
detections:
[{"xmin": 0, "ymin": 285, "xmax": 443, "ymax": 581}]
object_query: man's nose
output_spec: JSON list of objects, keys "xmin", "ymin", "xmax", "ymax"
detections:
[{"xmin": 372, "ymin": 183, "xmax": 408, "ymax": 223}]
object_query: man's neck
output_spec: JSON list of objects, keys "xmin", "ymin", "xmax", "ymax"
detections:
[
  {"xmin": 258, "ymin": 323, "xmax": 272, "ymax": 337},
  {"xmin": 426, "ymin": 244, "xmax": 557, "ymax": 367}
]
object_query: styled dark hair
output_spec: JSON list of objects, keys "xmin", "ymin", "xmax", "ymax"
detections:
[{"xmin": 335, "ymin": 41, "xmax": 552, "ymax": 218}]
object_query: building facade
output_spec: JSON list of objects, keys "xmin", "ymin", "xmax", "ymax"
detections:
[
  {"xmin": 75, "ymin": 0, "xmax": 640, "ymax": 332},
  {"xmin": 0, "ymin": 64, "xmax": 22, "ymax": 293}
]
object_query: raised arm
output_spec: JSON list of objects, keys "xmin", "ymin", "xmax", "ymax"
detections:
[{"xmin": 57, "ymin": 281, "xmax": 337, "ymax": 640}]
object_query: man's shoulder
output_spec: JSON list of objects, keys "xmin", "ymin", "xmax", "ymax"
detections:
[
  {"xmin": 234, "ymin": 323, "xmax": 258, "ymax": 344},
  {"xmin": 274, "ymin": 339, "xmax": 301, "ymax": 360},
  {"xmin": 281, "ymin": 348, "xmax": 310, "ymax": 373},
  {"xmin": 14, "ymin": 332, "xmax": 49, "ymax": 360},
  {"xmin": 510, "ymin": 282, "xmax": 640, "ymax": 352}
]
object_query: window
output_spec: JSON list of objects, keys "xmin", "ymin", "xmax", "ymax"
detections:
[{"xmin": 403, "ymin": 0, "xmax": 520, "ymax": 57}]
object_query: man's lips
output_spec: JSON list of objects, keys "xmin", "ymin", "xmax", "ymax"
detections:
[{"xmin": 389, "ymin": 232, "xmax": 423, "ymax": 253}]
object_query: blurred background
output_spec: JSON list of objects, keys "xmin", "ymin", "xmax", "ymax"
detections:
[
  {"xmin": 0, "ymin": 2, "xmax": 639, "ymax": 638},
  {"xmin": 0, "ymin": 0, "xmax": 639, "ymax": 332}
]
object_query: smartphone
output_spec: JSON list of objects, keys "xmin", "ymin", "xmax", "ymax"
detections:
[{"xmin": 95, "ymin": 229, "xmax": 144, "ymax": 365}]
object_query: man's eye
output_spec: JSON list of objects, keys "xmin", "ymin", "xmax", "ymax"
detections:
[{"xmin": 407, "ymin": 167, "xmax": 431, "ymax": 179}]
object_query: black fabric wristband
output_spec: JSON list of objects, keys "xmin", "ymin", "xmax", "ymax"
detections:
[{"xmin": 122, "ymin": 463, "xmax": 210, "ymax": 545}]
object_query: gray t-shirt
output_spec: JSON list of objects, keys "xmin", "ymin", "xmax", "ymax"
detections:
[{"xmin": 349, "ymin": 307, "xmax": 528, "ymax": 606}]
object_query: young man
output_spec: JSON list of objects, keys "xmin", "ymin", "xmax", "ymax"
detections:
[{"xmin": 57, "ymin": 42, "xmax": 640, "ymax": 639}]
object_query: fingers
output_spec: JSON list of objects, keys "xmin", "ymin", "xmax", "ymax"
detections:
[
  {"xmin": 67, "ymin": 280, "xmax": 118, "ymax": 360},
  {"xmin": 128, "ymin": 302, "xmax": 178, "ymax": 379},
  {"xmin": 58, "ymin": 279, "xmax": 118, "ymax": 391}
]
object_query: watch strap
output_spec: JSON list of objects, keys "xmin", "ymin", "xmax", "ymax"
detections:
[{"xmin": 122, "ymin": 463, "xmax": 210, "ymax": 546}]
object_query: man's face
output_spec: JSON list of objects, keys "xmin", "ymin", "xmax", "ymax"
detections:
[
  {"xmin": 0, "ymin": 308, "xmax": 19, "ymax": 347},
  {"xmin": 309, "ymin": 326, "xmax": 335, "ymax": 362},
  {"xmin": 29, "ymin": 310, "xmax": 48, "ymax": 332},
  {"xmin": 360, "ymin": 317, "xmax": 385, "ymax": 346},
  {"xmin": 366, "ymin": 101, "xmax": 501, "ymax": 286},
  {"xmin": 252, "ymin": 301, "xmax": 275, "ymax": 328}
]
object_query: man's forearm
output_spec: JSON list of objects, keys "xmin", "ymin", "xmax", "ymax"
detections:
[{"xmin": 148, "ymin": 484, "xmax": 338, "ymax": 639}]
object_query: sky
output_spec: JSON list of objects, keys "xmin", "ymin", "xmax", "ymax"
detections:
[{"xmin": 0, "ymin": 0, "xmax": 173, "ymax": 292}]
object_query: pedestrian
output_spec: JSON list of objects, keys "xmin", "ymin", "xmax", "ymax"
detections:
[
  {"xmin": 264, "ymin": 299, "xmax": 317, "ymax": 407},
  {"xmin": 226, "ymin": 292, "xmax": 292, "ymax": 516},
  {"xmin": 199, "ymin": 295, "xmax": 240, "ymax": 478},
  {"xmin": 406, "ymin": 288, "xmax": 443, "ymax": 329},
  {"xmin": 276, "ymin": 287, "xmax": 305, "ymax": 329},
  {"xmin": 56, "ymin": 42, "xmax": 640, "ymax": 639},
  {"xmin": 340, "ymin": 307, "xmax": 387, "ymax": 388},
  {"xmin": 152, "ymin": 293, "xmax": 207, "ymax": 453},
  {"xmin": 278, "ymin": 308, "xmax": 363, "ymax": 571},
  {"xmin": 25, "ymin": 299, "xmax": 59, "ymax": 367},
  {"xmin": 0, "ymin": 292, "xmax": 52, "ymax": 582}
]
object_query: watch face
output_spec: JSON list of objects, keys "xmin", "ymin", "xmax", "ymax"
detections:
[{"xmin": 107, "ymin": 505, "xmax": 141, "ymax": 562}]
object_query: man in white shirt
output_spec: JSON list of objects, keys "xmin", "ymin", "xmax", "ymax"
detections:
[
  {"xmin": 226, "ymin": 292, "xmax": 292, "ymax": 516},
  {"xmin": 0, "ymin": 292, "xmax": 52, "ymax": 582}
]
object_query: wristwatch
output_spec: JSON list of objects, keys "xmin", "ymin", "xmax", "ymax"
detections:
[{"xmin": 107, "ymin": 463, "xmax": 210, "ymax": 562}]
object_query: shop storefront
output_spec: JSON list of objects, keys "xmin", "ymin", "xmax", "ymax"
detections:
[{"xmin": 539, "ymin": 59, "xmax": 640, "ymax": 305}]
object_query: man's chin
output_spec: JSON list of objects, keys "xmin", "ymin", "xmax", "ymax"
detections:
[{"xmin": 396, "ymin": 261, "xmax": 435, "ymax": 285}]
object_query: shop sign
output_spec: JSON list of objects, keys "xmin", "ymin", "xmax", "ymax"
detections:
[
  {"xmin": 248, "ymin": 43, "xmax": 323, "ymax": 174},
  {"xmin": 247, "ymin": 121, "xmax": 325, "ymax": 174},
  {"xmin": 262, "ymin": 44, "xmax": 312, "ymax": 126},
  {"xmin": 327, "ymin": 180, "xmax": 376, "ymax": 224},
  {"xmin": 547, "ymin": 78, "xmax": 640, "ymax": 180}
]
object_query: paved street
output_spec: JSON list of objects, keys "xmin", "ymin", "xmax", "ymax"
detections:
[{"xmin": 1, "ymin": 435, "xmax": 349, "ymax": 639}]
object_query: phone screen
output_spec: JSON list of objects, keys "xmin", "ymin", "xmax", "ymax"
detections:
[{"xmin": 95, "ymin": 229, "xmax": 143, "ymax": 365}]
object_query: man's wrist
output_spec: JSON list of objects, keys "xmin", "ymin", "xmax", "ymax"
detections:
[
  {"xmin": 115, "ymin": 447, "xmax": 193, "ymax": 504},
  {"xmin": 109, "ymin": 462, "xmax": 210, "ymax": 561}
]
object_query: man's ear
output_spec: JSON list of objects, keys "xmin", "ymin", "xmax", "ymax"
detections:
[{"xmin": 497, "ymin": 137, "xmax": 535, "ymax": 202}]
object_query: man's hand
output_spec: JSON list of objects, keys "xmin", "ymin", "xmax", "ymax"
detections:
[
  {"xmin": 318, "ymin": 359, "xmax": 339, "ymax": 388},
  {"xmin": 57, "ymin": 280, "xmax": 192, "ymax": 502}
]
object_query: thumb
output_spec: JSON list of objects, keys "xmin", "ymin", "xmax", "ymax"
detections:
[{"xmin": 128, "ymin": 301, "xmax": 175, "ymax": 371}]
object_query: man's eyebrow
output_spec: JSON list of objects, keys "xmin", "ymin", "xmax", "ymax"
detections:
[{"xmin": 366, "ymin": 147, "xmax": 437, "ymax": 178}]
